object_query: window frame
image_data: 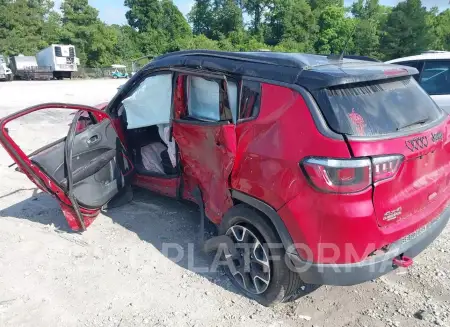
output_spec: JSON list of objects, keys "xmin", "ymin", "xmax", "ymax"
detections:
[
  {"xmin": 173, "ymin": 69, "xmax": 239, "ymax": 126},
  {"xmin": 418, "ymin": 60, "xmax": 450, "ymax": 96},
  {"xmin": 107, "ymin": 66, "xmax": 265, "ymax": 128},
  {"xmin": 120, "ymin": 72, "xmax": 174, "ymax": 130},
  {"xmin": 107, "ymin": 69, "xmax": 175, "ymax": 119},
  {"xmin": 237, "ymin": 79, "xmax": 262, "ymax": 124}
]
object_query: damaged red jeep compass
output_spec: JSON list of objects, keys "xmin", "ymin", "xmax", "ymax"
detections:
[{"xmin": 1, "ymin": 51, "xmax": 449, "ymax": 306}]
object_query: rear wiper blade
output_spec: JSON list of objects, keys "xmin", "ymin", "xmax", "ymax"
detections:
[{"xmin": 397, "ymin": 118, "xmax": 429, "ymax": 131}]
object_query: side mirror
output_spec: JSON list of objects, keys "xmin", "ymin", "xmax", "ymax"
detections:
[{"xmin": 117, "ymin": 84, "xmax": 124, "ymax": 91}]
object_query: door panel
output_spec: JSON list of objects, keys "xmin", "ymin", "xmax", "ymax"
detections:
[
  {"xmin": 0, "ymin": 103, "xmax": 133, "ymax": 231},
  {"xmin": 30, "ymin": 119, "xmax": 130, "ymax": 208},
  {"xmin": 172, "ymin": 121, "xmax": 236, "ymax": 223}
]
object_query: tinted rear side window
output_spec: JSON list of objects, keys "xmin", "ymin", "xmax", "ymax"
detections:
[
  {"xmin": 316, "ymin": 77, "xmax": 443, "ymax": 136},
  {"xmin": 419, "ymin": 60, "xmax": 450, "ymax": 96}
]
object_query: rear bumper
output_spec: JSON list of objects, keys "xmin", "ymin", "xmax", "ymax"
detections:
[{"xmin": 288, "ymin": 205, "xmax": 450, "ymax": 286}]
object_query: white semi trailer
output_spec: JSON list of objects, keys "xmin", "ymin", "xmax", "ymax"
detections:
[{"xmin": 36, "ymin": 44, "xmax": 79, "ymax": 79}]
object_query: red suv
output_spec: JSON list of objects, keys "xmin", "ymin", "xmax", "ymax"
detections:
[{"xmin": 1, "ymin": 51, "xmax": 449, "ymax": 306}]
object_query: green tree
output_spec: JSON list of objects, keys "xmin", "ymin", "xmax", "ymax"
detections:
[
  {"xmin": 60, "ymin": 0, "xmax": 118, "ymax": 66},
  {"xmin": 0, "ymin": 0, "xmax": 56, "ymax": 56},
  {"xmin": 111, "ymin": 25, "xmax": 143, "ymax": 61},
  {"xmin": 428, "ymin": 9, "xmax": 450, "ymax": 51},
  {"xmin": 436, "ymin": 10, "xmax": 450, "ymax": 51},
  {"xmin": 264, "ymin": 0, "xmax": 317, "ymax": 50},
  {"xmin": 161, "ymin": 0, "xmax": 191, "ymax": 41},
  {"xmin": 243, "ymin": 0, "xmax": 268, "ymax": 35},
  {"xmin": 351, "ymin": 0, "xmax": 381, "ymax": 19},
  {"xmin": 353, "ymin": 19, "xmax": 380, "ymax": 57},
  {"xmin": 188, "ymin": 0, "xmax": 214, "ymax": 37},
  {"xmin": 211, "ymin": 0, "xmax": 244, "ymax": 39},
  {"xmin": 61, "ymin": 0, "xmax": 98, "ymax": 25},
  {"xmin": 315, "ymin": 5, "xmax": 355, "ymax": 54},
  {"xmin": 308, "ymin": 0, "xmax": 343, "ymax": 12},
  {"xmin": 125, "ymin": 0, "xmax": 191, "ymax": 55},
  {"xmin": 178, "ymin": 34, "xmax": 221, "ymax": 50},
  {"xmin": 42, "ymin": 11, "xmax": 63, "ymax": 45},
  {"xmin": 380, "ymin": 0, "xmax": 432, "ymax": 60},
  {"xmin": 351, "ymin": 0, "xmax": 382, "ymax": 57},
  {"xmin": 125, "ymin": 0, "xmax": 162, "ymax": 33}
]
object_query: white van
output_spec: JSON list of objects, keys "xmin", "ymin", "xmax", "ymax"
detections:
[{"xmin": 386, "ymin": 51, "xmax": 450, "ymax": 113}]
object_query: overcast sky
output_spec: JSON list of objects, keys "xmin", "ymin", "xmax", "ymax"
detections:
[{"xmin": 53, "ymin": 0, "xmax": 449, "ymax": 26}]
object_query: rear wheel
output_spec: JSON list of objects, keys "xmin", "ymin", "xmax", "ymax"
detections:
[{"xmin": 220, "ymin": 204, "xmax": 318, "ymax": 306}]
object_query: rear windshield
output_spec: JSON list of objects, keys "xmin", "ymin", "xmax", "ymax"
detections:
[{"xmin": 316, "ymin": 77, "xmax": 443, "ymax": 136}]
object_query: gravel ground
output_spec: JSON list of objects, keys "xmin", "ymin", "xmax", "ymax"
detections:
[{"xmin": 0, "ymin": 80, "xmax": 449, "ymax": 327}]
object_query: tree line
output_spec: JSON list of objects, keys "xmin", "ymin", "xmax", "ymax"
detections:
[{"xmin": 0, "ymin": 0, "xmax": 449, "ymax": 67}]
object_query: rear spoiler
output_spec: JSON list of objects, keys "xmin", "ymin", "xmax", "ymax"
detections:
[
  {"xmin": 343, "ymin": 55, "xmax": 381, "ymax": 62},
  {"xmin": 297, "ymin": 63, "xmax": 419, "ymax": 91}
]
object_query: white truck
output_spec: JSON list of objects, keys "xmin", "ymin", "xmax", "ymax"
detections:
[
  {"xmin": 0, "ymin": 55, "xmax": 13, "ymax": 81},
  {"xmin": 36, "ymin": 44, "xmax": 79, "ymax": 79}
]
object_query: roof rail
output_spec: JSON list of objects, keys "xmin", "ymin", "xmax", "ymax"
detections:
[{"xmin": 155, "ymin": 50, "xmax": 304, "ymax": 68}]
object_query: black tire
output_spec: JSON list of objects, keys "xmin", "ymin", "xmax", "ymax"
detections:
[{"xmin": 219, "ymin": 204, "xmax": 319, "ymax": 306}]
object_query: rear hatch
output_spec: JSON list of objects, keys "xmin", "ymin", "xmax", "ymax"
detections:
[{"xmin": 316, "ymin": 75, "xmax": 450, "ymax": 227}]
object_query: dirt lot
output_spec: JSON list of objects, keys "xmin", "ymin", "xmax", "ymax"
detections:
[{"xmin": 0, "ymin": 80, "xmax": 449, "ymax": 327}]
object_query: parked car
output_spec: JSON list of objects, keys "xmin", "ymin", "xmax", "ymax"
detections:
[
  {"xmin": 386, "ymin": 50, "xmax": 450, "ymax": 113},
  {"xmin": 1, "ymin": 50, "xmax": 449, "ymax": 306}
]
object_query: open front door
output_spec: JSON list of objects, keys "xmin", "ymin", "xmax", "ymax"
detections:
[
  {"xmin": 171, "ymin": 72, "xmax": 237, "ymax": 223},
  {"xmin": 0, "ymin": 103, "xmax": 133, "ymax": 231}
]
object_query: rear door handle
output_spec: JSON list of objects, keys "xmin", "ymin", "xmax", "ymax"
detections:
[{"xmin": 87, "ymin": 135, "xmax": 100, "ymax": 145}]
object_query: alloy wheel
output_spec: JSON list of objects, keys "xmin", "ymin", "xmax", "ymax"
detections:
[{"xmin": 226, "ymin": 224, "xmax": 271, "ymax": 295}]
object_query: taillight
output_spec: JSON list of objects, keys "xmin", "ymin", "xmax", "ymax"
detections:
[
  {"xmin": 301, "ymin": 155, "xmax": 404, "ymax": 193},
  {"xmin": 301, "ymin": 158, "xmax": 372, "ymax": 193},
  {"xmin": 372, "ymin": 155, "xmax": 403, "ymax": 183}
]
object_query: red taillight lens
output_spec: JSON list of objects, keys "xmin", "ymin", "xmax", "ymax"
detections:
[
  {"xmin": 372, "ymin": 155, "xmax": 403, "ymax": 183},
  {"xmin": 302, "ymin": 158, "xmax": 372, "ymax": 193},
  {"xmin": 302, "ymin": 155, "xmax": 404, "ymax": 193}
]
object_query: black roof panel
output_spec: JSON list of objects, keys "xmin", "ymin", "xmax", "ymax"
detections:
[{"xmin": 143, "ymin": 50, "xmax": 418, "ymax": 90}]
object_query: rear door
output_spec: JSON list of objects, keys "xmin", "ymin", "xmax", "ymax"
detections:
[
  {"xmin": 0, "ymin": 103, "xmax": 133, "ymax": 231},
  {"xmin": 316, "ymin": 76, "xmax": 450, "ymax": 227},
  {"xmin": 171, "ymin": 72, "xmax": 237, "ymax": 223}
]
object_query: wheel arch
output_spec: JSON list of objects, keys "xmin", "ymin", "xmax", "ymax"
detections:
[{"xmin": 225, "ymin": 190, "xmax": 296, "ymax": 256}]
